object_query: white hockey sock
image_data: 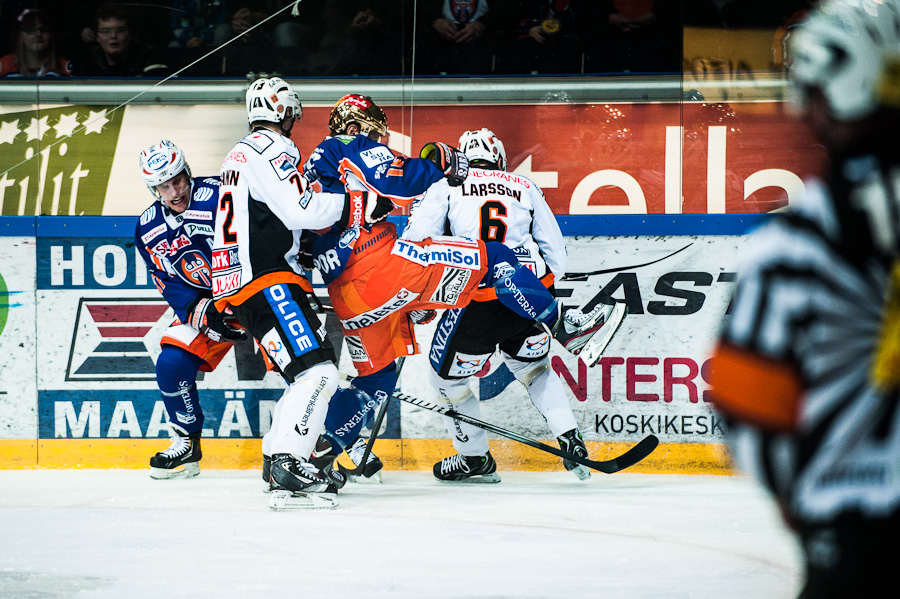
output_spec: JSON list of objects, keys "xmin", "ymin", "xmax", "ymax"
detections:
[
  {"xmin": 430, "ymin": 369, "xmax": 490, "ymax": 455},
  {"xmin": 269, "ymin": 362, "xmax": 338, "ymax": 459},
  {"xmin": 507, "ymin": 357, "xmax": 578, "ymax": 438},
  {"xmin": 262, "ymin": 387, "xmax": 289, "ymax": 457},
  {"xmin": 442, "ymin": 393, "xmax": 490, "ymax": 456}
]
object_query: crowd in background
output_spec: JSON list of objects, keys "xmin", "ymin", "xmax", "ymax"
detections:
[{"xmin": 0, "ymin": 0, "xmax": 816, "ymax": 79}]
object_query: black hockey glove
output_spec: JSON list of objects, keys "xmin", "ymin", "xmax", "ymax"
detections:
[
  {"xmin": 297, "ymin": 231, "xmax": 316, "ymax": 271},
  {"xmin": 366, "ymin": 191, "xmax": 395, "ymax": 224},
  {"xmin": 420, "ymin": 142, "xmax": 469, "ymax": 186},
  {"xmin": 409, "ymin": 309, "xmax": 437, "ymax": 325},
  {"xmin": 189, "ymin": 298, "xmax": 247, "ymax": 343},
  {"xmin": 337, "ymin": 191, "xmax": 395, "ymax": 229}
]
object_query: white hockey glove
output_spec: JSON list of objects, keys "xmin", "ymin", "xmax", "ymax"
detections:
[
  {"xmin": 409, "ymin": 309, "xmax": 437, "ymax": 325},
  {"xmin": 189, "ymin": 298, "xmax": 247, "ymax": 343},
  {"xmin": 420, "ymin": 142, "xmax": 469, "ymax": 186}
]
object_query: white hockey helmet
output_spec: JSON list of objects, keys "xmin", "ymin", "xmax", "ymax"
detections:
[
  {"xmin": 246, "ymin": 77, "xmax": 302, "ymax": 126},
  {"xmin": 458, "ymin": 128, "xmax": 507, "ymax": 170},
  {"xmin": 139, "ymin": 139, "xmax": 191, "ymax": 200},
  {"xmin": 788, "ymin": 0, "xmax": 900, "ymax": 121}
]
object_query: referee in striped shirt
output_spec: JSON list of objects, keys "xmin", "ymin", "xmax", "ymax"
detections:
[{"xmin": 711, "ymin": 1, "xmax": 900, "ymax": 596}]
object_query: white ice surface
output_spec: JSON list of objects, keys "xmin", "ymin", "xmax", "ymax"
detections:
[{"xmin": 0, "ymin": 470, "xmax": 802, "ymax": 599}]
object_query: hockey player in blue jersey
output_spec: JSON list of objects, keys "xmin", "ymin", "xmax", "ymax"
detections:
[
  {"xmin": 136, "ymin": 140, "xmax": 247, "ymax": 479},
  {"xmin": 300, "ymin": 93, "xmax": 467, "ymax": 482},
  {"xmin": 302, "ymin": 95, "xmax": 610, "ymax": 484}
]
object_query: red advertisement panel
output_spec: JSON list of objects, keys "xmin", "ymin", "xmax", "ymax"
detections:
[{"xmin": 291, "ymin": 102, "xmax": 825, "ymax": 216}]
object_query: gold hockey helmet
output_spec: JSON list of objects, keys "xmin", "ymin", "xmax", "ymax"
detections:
[{"xmin": 328, "ymin": 94, "xmax": 388, "ymax": 137}]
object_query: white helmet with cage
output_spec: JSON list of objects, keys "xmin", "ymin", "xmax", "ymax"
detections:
[
  {"xmin": 788, "ymin": 0, "xmax": 900, "ymax": 121},
  {"xmin": 139, "ymin": 139, "xmax": 191, "ymax": 200},
  {"xmin": 246, "ymin": 77, "xmax": 302, "ymax": 126},
  {"xmin": 458, "ymin": 128, "xmax": 507, "ymax": 171}
]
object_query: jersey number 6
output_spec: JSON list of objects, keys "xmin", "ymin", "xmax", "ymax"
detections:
[{"xmin": 480, "ymin": 201, "xmax": 508, "ymax": 243}]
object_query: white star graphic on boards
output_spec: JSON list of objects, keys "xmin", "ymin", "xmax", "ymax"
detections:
[
  {"xmin": 54, "ymin": 112, "xmax": 81, "ymax": 139},
  {"xmin": 23, "ymin": 116, "xmax": 50, "ymax": 142},
  {"xmin": 0, "ymin": 120, "xmax": 20, "ymax": 145},
  {"xmin": 82, "ymin": 110, "xmax": 109, "ymax": 135}
]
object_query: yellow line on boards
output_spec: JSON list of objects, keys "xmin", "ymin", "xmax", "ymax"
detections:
[{"xmin": 0, "ymin": 439, "xmax": 734, "ymax": 474}]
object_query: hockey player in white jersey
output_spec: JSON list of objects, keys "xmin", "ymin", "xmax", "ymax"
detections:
[
  {"xmin": 211, "ymin": 77, "xmax": 366, "ymax": 508},
  {"xmin": 403, "ymin": 128, "xmax": 625, "ymax": 482}
]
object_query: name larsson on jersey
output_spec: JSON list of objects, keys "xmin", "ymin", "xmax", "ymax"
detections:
[{"xmin": 461, "ymin": 181, "xmax": 522, "ymax": 200}]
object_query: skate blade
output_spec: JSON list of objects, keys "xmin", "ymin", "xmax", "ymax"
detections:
[
  {"xmin": 149, "ymin": 462, "xmax": 200, "ymax": 480},
  {"xmin": 348, "ymin": 471, "xmax": 382, "ymax": 484},
  {"xmin": 268, "ymin": 490, "xmax": 338, "ymax": 510},
  {"xmin": 579, "ymin": 302, "xmax": 627, "ymax": 367},
  {"xmin": 569, "ymin": 464, "xmax": 591, "ymax": 481},
  {"xmin": 435, "ymin": 473, "xmax": 501, "ymax": 484}
]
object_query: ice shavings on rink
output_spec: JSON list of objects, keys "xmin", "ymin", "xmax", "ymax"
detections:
[{"xmin": 0, "ymin": 470, "xmax": 802, "ymax": 599}]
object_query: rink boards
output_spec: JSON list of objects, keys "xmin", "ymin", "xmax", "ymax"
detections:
[{"xmin": 0, "ymin": 215, "xmax": 763, "ymax": 474}]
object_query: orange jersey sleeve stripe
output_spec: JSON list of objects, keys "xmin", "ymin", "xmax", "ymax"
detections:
[
  {"xmin": 472, "ymin": 272, "xmax": 555, "ymax": 302},
  {"xmin": 709, "ymin": 342, "xmax": 803, "ymax": 432},
  {"xmin": 338, "ymin": 157, "xmax": 418, "ymax": 207},
  {"xmin": 215, "ymin": 272, "xmax": 313, "ymax": 312}
]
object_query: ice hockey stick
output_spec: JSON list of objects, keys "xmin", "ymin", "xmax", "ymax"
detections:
[
  {"xmin": 393, "ymin": 391, "xmax": 659, "ymax": 474},
  {"xmin": 336, "ymin": 357, "xmax": 405, "ymax": 478}
]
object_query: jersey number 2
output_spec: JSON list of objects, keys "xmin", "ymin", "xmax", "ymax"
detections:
[{"xmin": 219, "ymin": 192, "xmax": 237, "ymax": 243}]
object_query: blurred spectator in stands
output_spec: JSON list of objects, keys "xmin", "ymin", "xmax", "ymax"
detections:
[
  {"xmin": 162, "ymin": 1, "xmax": 230, "ymax": 76},
  {"xmin": 1, "ymin": 8, "xmax": 74, "ymax": 77},
  {"xmin": 417, "ymin": 0, "xmax": 497, "ymax": 75},
  {"xmin": 772, "ymin": 1, "xmax": 819, "ymax": 69},
  {"xmin": 588, "ymin": 1, "xmax": 681, "ymax": 74},
  {"xmin": 76, "ymin": 3, "xmax": 169, "ymax": 76},
  {"xmin": 170, "ymin": 0, "xmax": 230, "ymax": 49},
  {"xmin": 503, "ymin": 0, "xmax": 597, "ymax": 74},
  {"xmin": 213, "ymin": 1, "xmax": 311, "ymax": 76},
  {"xmin": 303, "ymin": 0, "xmax": 403, "ymax": 76},
  {"xmin": 720, "ymin": 0, "xmax": 810, "ymax": 28}
]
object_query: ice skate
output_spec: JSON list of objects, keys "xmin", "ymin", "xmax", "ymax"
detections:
[
  {"xmin": 433, "ymin": 452, "xmax": 501, "ymax": 483},
  {"xmin": 262, "ymin": 454, "xmax": 272, "ymax": 492},
  {"xmin": 557, "ymin": 429, "xmax": 591, "ymax": 481},
  {"xmin": 551, "ymin": 302, "xmax": 627, "ymax": 367},
  {"xmin": 309, "ymin": 436, "xmax": 347, "ymax": 490},
  {"xmin": 268, "ymin": 453, "xmax": 337, "ymax": 510},
  {"xmin": 345, "ymin": 437, "xmax": 383, "ymax": 483},
  {"xmin": 149, "ymin": 428, "xmax": 201, "ymax": 479}
]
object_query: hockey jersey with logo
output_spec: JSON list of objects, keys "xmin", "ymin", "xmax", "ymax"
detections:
[
  {"xmin": 304, "ymin": 134, "xmax": 445, "ymax": 207},
  {"xmin": 135, "ymin": 176, "xmax": 220, "ymax": 322},
  {"xmin": 212, "ymin": 128, "xmax": 345, "ymax": 306},
  {"xmin": 402, "ymin": 167, "xmax": 567, "ymax": 279},
  {"xmin": 305, "ymin": 133, "xmax": 448, "ymax": 285}
]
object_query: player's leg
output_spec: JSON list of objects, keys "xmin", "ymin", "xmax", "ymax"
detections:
[
  {"xmin": 320, "ymin": 360, "xmax": 398, "ymax": 482},
  {"xmin": 232, "ymin": 282, "xmax": 339, "ymax": 496},
  {"xmin": 501, "ymin": 330, "xmax": 590, "ymax": 480},
  {"xmin": 427, "ymin": 304, "xmax": 500, "ymax": 483},
  {"xmin": 261, "ymin": 387, "xmax": 288, "ymax": 490},
  {"xmin": 150, "ymin": 343, "xmax": 206, "ymax": 479}
]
